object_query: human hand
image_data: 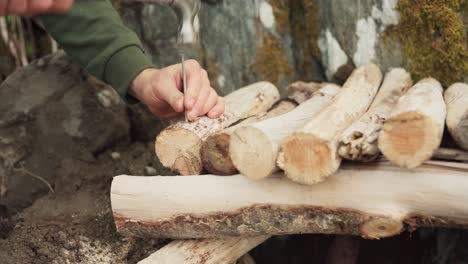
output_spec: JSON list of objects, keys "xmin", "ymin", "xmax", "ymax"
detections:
[
  {"xmin": 0, "ymin": 0, "xmax": 74, "ymax": 16},
  {"xmin": 129, "ymin": 60, "xmax": 225, "ymax": 121}
]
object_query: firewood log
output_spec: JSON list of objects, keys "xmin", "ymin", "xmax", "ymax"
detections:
[
  {"xmin": 155, "ymin": 82, "xmax": 280, "ymax": 175},
  {"xmin": 111, "ymin": 162, "xmax": 468, "ymax": 240},
  {"xmin": 444, "ymin": 82, "xmax": 468, "ymax": 150},
  {"xmin": 201, "ymin": 100, "xmax": 296, "ymax": 175},
  {"xmin": 230, "ymin": 84, "xmax": 340, "ymax": 180},
  {"xmin": 379, "ymin": 78, "xmax": 446, "ymax": 168},
  {"xmin": 287, "ymin": 81, "xmax": 329, "ymax": 104},
  {"xmin": 278, "ymin": 64, "xmax": 382, "ymax": 185},
  {"xmin": 137, "ymin": 236, "xmax": 268, "ymax": 264},
  {"xmin": 338, "ymin": 68, "xmax": 413, "ymax": 161}
]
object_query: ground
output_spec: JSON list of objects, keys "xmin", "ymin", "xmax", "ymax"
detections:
[{"xmin": 0, "ymin": 141, "xmax": 169, "ymax": 264}]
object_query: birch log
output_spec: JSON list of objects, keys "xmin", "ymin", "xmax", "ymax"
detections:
[
  {"xmin": 230, "ymin": 84, "xmax": 340, "ymax": 180},
  {"xmin": 338, "ymin": 68, "xmax": 413, "ymax": 161},
  {"xmin": 138, "ymin": 236, "xmax": 268, "ymax": 264},
  {"xmin": 278, "ymin": 64, "xmax": 382, "ymax": 185},
  {"xmin": 155, "ymin": 82, "xmax": 280, "ymax": 175},
  {"xmin": 201, "ymin": 100, "xmax": 296, "ymax": 175},
  {"xmin": 111, "ymin": 162, "xmax": 468, "ymax": 240},
  {"xmin": 444, "ymin": 82, "xmax": 468, "ymax": 150},
  {"xmin": 379, "ymin": 78, "xmax": 446, "ymax": 168}
]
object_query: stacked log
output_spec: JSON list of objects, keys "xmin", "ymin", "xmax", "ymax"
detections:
[
  {"xmin": 229, "ymin": 83, "xmax": 340, "ymax": 180},
  {"xmin": 338, "ymin": 68, "xmax": 413, "ymax": 161},
  {"xmin": 378, "ymin": 78, "xmax": 446, "ymax": 168},
  {"xmin": 444, "ymin": 83, "xmax": 468, "ymax": 150},
  {"xmin": 111, "ymin": 162, "xmax": 468, "ymax": 240},
  {"xmin": 155, "ymin": 82, "xmax": 280, "ymax": 175},
  {"xmin": 277, "ymin": 64, "xmax": 382, "ymax": 185},
  {"xmin": 200, "ymin": 100, "xmax": 297, "ymax": 175}
]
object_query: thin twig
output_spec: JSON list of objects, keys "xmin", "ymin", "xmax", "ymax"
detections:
[
  {"xmin": 16, "ymin": 17, "xmax": 28, "ymax": 66},
  {"xmin": 14, "ymin": 168, "xmax": 55, "ymax": 193}
]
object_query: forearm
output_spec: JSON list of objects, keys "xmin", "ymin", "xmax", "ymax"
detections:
[{"xmin": 38, "ymin": 0, "xmax": 153, "ymax": 99}]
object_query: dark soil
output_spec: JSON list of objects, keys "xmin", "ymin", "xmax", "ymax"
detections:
[{"xmin": 0, "ymin": 141, "xmax": 169, "ymax": 264}]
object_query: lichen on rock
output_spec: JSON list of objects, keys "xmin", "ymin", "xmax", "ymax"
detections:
[{"xmin": 386, "ymin": 0, "xmax": 468, "ymax": 86}]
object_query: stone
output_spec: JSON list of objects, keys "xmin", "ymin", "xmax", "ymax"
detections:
[{"xmin": 0, "ymin": 51, "xmax": 130, "ymax": 215}]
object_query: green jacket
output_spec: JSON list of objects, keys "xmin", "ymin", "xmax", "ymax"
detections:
[{"xmin": 39, "ymin": 0, "xmax": 154, "ymax": 101}]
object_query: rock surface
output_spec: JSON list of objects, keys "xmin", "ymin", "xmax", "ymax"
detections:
[{"xmin": 0, "ymin": 52, "xmax": 130, "ymax": 214}]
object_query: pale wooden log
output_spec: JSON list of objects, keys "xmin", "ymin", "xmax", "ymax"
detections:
[
  {"xmin": 201, "ymin": 100, "xmax": 296, "ymax": 175},
  {"xmin": 155, "ymin": 82, "xmax": 280, "ymax": 175},
  {"xmin": 378, "ymin": 78, "xmax": 446, "ymax": 169},
  {"xmin": 111, "ymin": 162, "xmax": 468, "ymax": 240},
  {"xmin": 287, "ymin": 81, "xmax": 330, "ymax": 104},
  {"xmin": 338, "ymin": 68, "xmax": 413, "ymax": 161},
  {"xmin": 444, "ymin": 82, "xmax": 468, "ymax": 150},
  {"xmin": 278, "ymin": 64, "xmax": 382, "ymax": 185},
  {"xmin": 138, "ymin": 236, "xmax": 268, "ymax": 264},
  {"xmin": 230, "ymin": 84, "xmax": 340, "ymax": 180}
]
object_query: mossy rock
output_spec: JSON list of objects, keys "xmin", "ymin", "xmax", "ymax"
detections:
[{"xmin": 386, "ymin": 0, "xmax": 468, "ymax": 86}]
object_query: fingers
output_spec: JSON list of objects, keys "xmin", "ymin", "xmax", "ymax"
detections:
[
  {"xmin": 183, "ymin": 59, "xmax": 203, "ymax": 111},
  {"xmin": 49, "ymin": 0, "xmax": 74, "ymax": 13},
  {"xmin": 188, "ymin": 69, "xmax": 211, "ymax": 121},
  {"xmin": 200, "ymin": 88, "xmax": 218, "ymax": 116},
  {"xmin": 152, "ymin": 78, "xmax": 185, "ymax": 113},
  {"xmin": 0, "ymin": 0, "xmax": 71, "ymax": 15},
  {"xmin": 0, "ymin": 0, "xmax": 9, "ymax": 15},
  {"xmin": 28, "ymin": 0, "xmax": 54, "ymax": 14},
  {"xmin": 208, "ymin": 96, "xmax": 225, "ymax": 118},
  {"xmin": 6, "ymin": 0, "xmax": 28, "ymax": 15}
]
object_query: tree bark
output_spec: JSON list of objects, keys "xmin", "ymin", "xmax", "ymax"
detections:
[
  {"xmin": 444, "ymin": 82, "xmax": 468, "ymax": 151},
  {"xmin": 379, "ymin": 78, "xmax": 446, "ymax": 168},
  {"xmin": 278, "ymin": 64, "xmax": 382, "ymax": 185},
  {"xmin": 155, "ymin": 82, "xmax": 279, "ymax": 175},
  {"xmin": 111, "ymin": 162, "xmax": 468, "ymax": 240},
  {"xmin": 287, "ymin": 81, "xmax": 331, "ymax": 104},
  {"xmin": 201, "ymin": 100, "xmax": 296, "ymax": 175},
  {"xmin": 338, "ymin": 68, "xmax": 413, "ymax": 161},
  {"xmin": 230, "ymin": 84, "xmax": 340, "ymax": 180},
  {"xmin": 137, "ymin": 236, "xmax": 268, "ymax": 264}
]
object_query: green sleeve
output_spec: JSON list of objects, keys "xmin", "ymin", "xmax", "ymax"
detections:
[{"xmin": 38, "ymin": 0, "xmax": 154, "ymax": 100}]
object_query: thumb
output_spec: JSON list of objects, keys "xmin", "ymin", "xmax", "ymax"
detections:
[{"xmin": 155, "ymin": 80, "xmax": 185, "ymax": 113}]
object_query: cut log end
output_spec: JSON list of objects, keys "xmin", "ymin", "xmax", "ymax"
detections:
[
  {"xmin": 155, "ymin": 128, "xmax": 203, "ymax": 175},
  {"xmin": 230, "ymin": 126, "xmax": 276, "ymax": 179},
  {"xmin": 379, "ymin": 111, "xmax": 442, "ymax": 168},
  {"xmin": 279, "ymin": 133, "xmax": 339, "ymax": 185},
  {"xmin": 360, "ymin": 216, "xmax": 404, "ymax": 239},
  {"xmin": 200, "ymin": 133, "xmax": 237, "ymax": 175}
]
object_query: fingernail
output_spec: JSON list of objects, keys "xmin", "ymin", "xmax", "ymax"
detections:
[
  {"xmin": 187, "ymin": 99, "xmax": 195, "ymax": 109},
  {"xmin": 189, "ymin": 109, "xmax": 198, "ymax": 120}
]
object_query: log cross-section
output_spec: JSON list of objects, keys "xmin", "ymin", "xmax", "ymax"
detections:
[
  {"xmin": 229, "ymin": 84, "xmax": 340, "ymax": 180},
  {"xmin": 379, "ymin": 78, "xmax": 446, "ymax": 168},
  {"xmin": 201, "ymin": 100, "xmax": 296, "ymax": 175},
  {"xmin": 111, "ymin": 162, "xmax": 468, "ymax": 240},
  {"xmin": 278, "ymin": 64, "xmax": 382, "ymax": 185},
  {"xmin": 155, "ymin": 82, "xmax": 280, "ymax": 175}
]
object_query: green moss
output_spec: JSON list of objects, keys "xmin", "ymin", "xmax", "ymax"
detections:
[
  {"xmin": 290, "ymin": 0, "xmax": 321, "ymax": 77},
  {"xmin": 271, "ymin": 0, "xmax": 290, "ymax": 34},
  {"xmin": 386, "ymin": 0, "xmax": 468, "ymax": 86},
  {"xmin": 254, "ymin": 33, "xmax": 293, "ymax": 87}
]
